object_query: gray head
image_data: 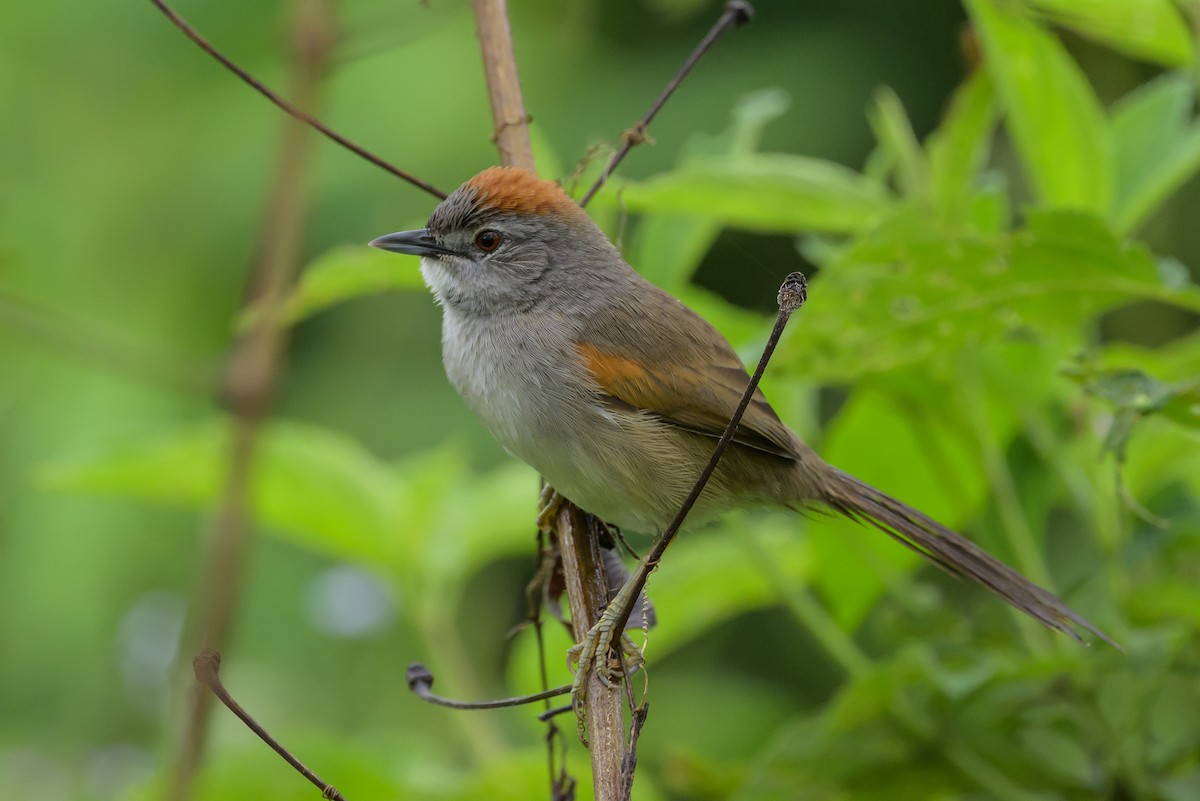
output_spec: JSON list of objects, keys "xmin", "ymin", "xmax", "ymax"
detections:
[{"xmin": 370, "ymin": 167, "xmax": 625, "ymax": 315}]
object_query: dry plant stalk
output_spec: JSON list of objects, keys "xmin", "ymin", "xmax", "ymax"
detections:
[
  {"xmin": 470, "ymin": 1, "xmax": 628, "ymax": 797},
  {"xmin": 165, "ymin": 2, "xmax": 335, "ymax": 799}
]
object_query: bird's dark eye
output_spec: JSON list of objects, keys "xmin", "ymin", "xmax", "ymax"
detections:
[{"xmin": 475, "ymin": 230, "xmax": 503, "ymax": 253}]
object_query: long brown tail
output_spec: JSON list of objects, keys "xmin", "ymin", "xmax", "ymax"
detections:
[{"xmin": 822, "ymin": 468, "xmax": 1118, "ymax": 649}]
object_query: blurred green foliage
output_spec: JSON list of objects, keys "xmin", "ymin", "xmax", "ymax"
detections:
[{"xmin": 3, "ymin": 1, "xmax": 1200, "ymax": 800}]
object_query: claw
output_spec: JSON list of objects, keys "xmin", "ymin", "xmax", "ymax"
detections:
[
  {"xmin": 567, "ymin": 614, "xmax": 647, "ymax": 743},
  {"xmin": 536, "ymin": 487, "xmax": 566, "ymax": 531}
]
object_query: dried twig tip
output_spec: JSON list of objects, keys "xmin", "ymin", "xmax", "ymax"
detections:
[
  {"xmin": 193, "ymin": 649, "xmax": 222, "ymax": 687},
  {"xmin": 727, "ymin": 0, "xmax": 755, "ymax": 24},
  {"xmin": 778, "ymin": 271, "xmax": 808, "ymax": 314},
  {"xmin": 406, "ymin": 663, "xmax": 434, "ymax": 693},
  {"xmin": 147, "ymin": 0, "xmax": 446, "ymax": 199}
]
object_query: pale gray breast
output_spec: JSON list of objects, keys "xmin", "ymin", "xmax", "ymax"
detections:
[
  {"xmin": 440, "ymin": 308, "xmax": 582, "ymax": 455},
  {"xmin": 438, "ymin": 307, "xmax": 685, "ymax": 531}
]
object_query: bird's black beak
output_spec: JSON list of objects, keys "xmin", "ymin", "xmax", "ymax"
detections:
[{"xmin": 368, "ymin": 228, "xmax": 457, "ymax": 258}]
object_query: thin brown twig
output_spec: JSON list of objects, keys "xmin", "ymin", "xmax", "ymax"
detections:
[
  {"xmin": 147, "ymin": 0, "xmax": 447, "ymax": 199},
  {"xmin": 193, "ymin": 651, "xmax": 348, "ymax": 801},
  {"xmin": 620, "ymin": 703, "xmax": 649, "ymax": 801},
  {"xmin": 166, "ymin": 3, "xmax": 333, "ymax": 799},
  {"xmin": 578, "ymin": 0, "xmax": 754, "ymax": 207},
  {"xmin": 525, "ymin": 530, "xmax": 574, "ymax": 800},
  {"xmin": 406, "ymin": 663, "xmax": 572, "ymax": 710},
  {"xmin": 538, "ymin": 704, "xmax": 576, "ymax": 722}
]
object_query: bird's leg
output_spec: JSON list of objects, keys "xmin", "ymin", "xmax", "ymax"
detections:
[
  {"xmin": 512, "ymin": 531, "xmax": 569, "ymax": 640},
  {"xmin": 566, "ymin": 629, "xmax": 644, "ymax": 744},
  {"xmin": 536, "ymin": 485, "xmax": 567, "ymax": 531}
]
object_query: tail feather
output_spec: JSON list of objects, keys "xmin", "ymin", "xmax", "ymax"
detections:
[{"xmin": 823, "ymin": 468, "xmax": 1118, "ymax": 649}]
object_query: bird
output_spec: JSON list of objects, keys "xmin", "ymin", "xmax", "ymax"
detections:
[{"xmin": 370, "ymin": 165, "xmax": 1114, "ymax": 649}]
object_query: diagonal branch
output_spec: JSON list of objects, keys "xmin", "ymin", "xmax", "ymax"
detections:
[
  {"xmin": 578, "ymin": 0, "xmax": 754, "ymax": 207},
  {"xmin": 147, "ymin": 0, "xmax": 446, "ymax": 199},
  {"xmin": 608, "ymin": 273, "xmax": 807, "ymax": 636},
  {"xmin": 194, "ymin": 651, "xmax": 349, "ymax": 801}
]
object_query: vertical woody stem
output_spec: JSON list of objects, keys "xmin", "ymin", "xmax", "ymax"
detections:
[
  {"xmin": 470, "ymin": 3, "xmax": 626, "ymax": 799},
  {"xmin": 554, "ymin": 506, "xmax": 627, "ymax": 801},
  {"xmin": 473, "ymin": 0, "xmax": 536, "ymax": 171}
]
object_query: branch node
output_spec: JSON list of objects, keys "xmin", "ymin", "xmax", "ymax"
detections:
[
  {"xmin": 491, "ymin": 113, "xmax": 535, "ymax": 145},
  {"xmin": 620, "ymin": 123, "xmax": 652, "ymax": 148},
  {"xmin": 579, "ymin": 0, "xmax": 755, "ymax": 206},
  {"xmin": 193, "ymin": 649, "xmax": 222, "ymax": 688}
]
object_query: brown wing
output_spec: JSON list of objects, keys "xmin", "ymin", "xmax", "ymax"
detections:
[{"xmin": 574, "ymin": 296, "xmax": 800, "ymax": 461}]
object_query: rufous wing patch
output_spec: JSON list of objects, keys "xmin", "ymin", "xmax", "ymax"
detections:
[
  {"xmin": 575, "ymin": 340, "xmax": 801, "ymax": 460},
  {"xmin": 576, "ymin": 342, "xmax": 649, "ymax": 390},
  {"xmin": 467, "ymin": 167, "xmax": 586, "ymax": 220}
]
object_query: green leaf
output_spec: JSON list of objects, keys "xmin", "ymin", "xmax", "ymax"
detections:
[
  {"xmin": 917, "ymin": 649, "xmax": 1004, "ymax": 701},
  {"xmin": 270, "ymin": 244, "xmax": 427, "ymax": 326},
  {"xmin": 417, "ymin": 459, "xmax": 540, "ymax": 590},
  {"xmin": 1130, "ymin": 579, "xmax": 1200, "ymax": 627},
  {"xmin": 966, "ymin": 0, "xmax": 1114, "ymax": 213},
  {"xmin": 40, "ymin": 418, "xmax": 544, "ymax": 587},
  {"xmin": 823, "ymin": 649, "xmax": 925, "ymax": 732},
  {"xmin": 1146, "ymin": 675, "xmax": 1200, "ymax": 768},
  {"xmin": 813, "ymin": 383, "xmax": 993, "ymax": 629},
  {"xmin": 1018, "ymin": 726, "xmax": 1095, "ymax": 785},
  {"xmin": 622, "ymin": 153, "xmax": 893, "ymax": 235},
  {"xmin": 926, "ymin": 70, "xmax": 999, "ymax": 224},
  {"xmin": 1026, "ymin": 0, "xmax": 1195, "ymax": 67},
  {"xmin": 725, "ymin": 87, "xmax": 794, "ymax": 155},
  {"xmin": 640, "ymin": 517, "xmax": 811, "ymax": 656},
  {"xmin": 528, "ymin": 120, "xmax": 565, "ymax": 183},
  {"xmin": 632, "ymin": 88, "xmax": 793, "ymax": 291},
  {"xmin": 40, "ymin": 419, "xmax": 401, "ymax": 564},
  {"xmin": 1062, "ymin": 356, "xmax": 1200, "ymax": 465},
  {"xmin": 1117, "ymin": 328, "xmax": 1200, "ymax": 382},
  {"xmin": 1110, "ymin": 72, "xmax": 1200, "ymax": 233},
  {"xmin": 1160, "ymin": 769, "xmax": 1200, "ymax": 801},
  {"xmin": 785, "ymin": 207, "xmax": 1200, "ymax": 384},
  {"xmin": 679, "ymin": 285, "xmax": 775, "ymax": 352},
  {"xmin": 731, "ymin": 706, "xmax": 966, "ymax": 801},
  {"xmin": 185, "ymin": 734, "xmax": 416, "ymax": 801},
  {"xmin": 448, "ymin": 748, "xmax": 587, "ymax": 801},
  {"xmin": 867, "ymin": 86, "xmax": 928, "ymax": 199},
  {"xmin": 632, "ymin": 213, "xmax": 722, "ymax": 293}
]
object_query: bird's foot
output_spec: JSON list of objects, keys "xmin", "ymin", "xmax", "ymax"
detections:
[
  {"xmin": 567, "ymin": 613, "xmax": 644, "ymax": 745},
  {"xmin": 536, "ymin": 486, "xmax": 566, "ymax": 531}
]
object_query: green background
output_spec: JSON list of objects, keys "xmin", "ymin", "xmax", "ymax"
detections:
[{"xmin": 2, "ymin": 1, "xmax": 1200, "ymax": 799}]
